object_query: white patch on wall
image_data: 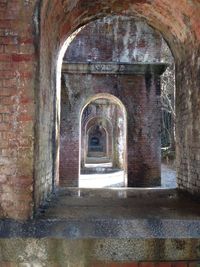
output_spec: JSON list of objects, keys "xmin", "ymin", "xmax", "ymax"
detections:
[{"xmin": 120, "ymin": 20, "xmax": 131, "ymax": 63}]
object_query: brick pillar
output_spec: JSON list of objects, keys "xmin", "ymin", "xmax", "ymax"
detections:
[
  {"xmin": 119, "ymin": 73, "xmax": 162, "ymax": 187},
  {"xmin": 59, "ymin": 85, "xmax": 79, "ymax": 187},
  {"xmin": 59, "ymin": 134, "xmax": 79, "ymax": 187}
]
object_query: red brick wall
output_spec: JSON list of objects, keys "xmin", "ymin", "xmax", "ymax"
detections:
[
  {"xmin": 121, "ymin": 74, "xmax": 161, "ymax": 186},
  {"xmin": 0, "ymin": 0, "xmax": 36, "ymax": 219}
]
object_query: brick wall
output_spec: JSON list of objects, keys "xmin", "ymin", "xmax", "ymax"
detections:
[
  {"xmin": 0, "ymin": 0, "xmax": 36, "ymax": 219},
  {"xmin": 64, "ymin": 16, "xmax": 162, "ymax": 63},
  {"xmin": 176, "ymin": 56, "xmax": 200, "ymax": 195},
  {"xmin": 61, "ymin": 72, "xmax": 161, "ymax": 186},
  {"xmin": 60, "ymin": 17, "xmax": 162, "ymax": 187}
]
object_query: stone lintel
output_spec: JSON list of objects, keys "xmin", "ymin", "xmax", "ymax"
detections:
[{"xmin": 62, "ymin": 61, "xmax": 168, "ymax": 75}]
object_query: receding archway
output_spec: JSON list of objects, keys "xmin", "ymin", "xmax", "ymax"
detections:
[
  {"xmin": 87, "ymin": 125, "xmax": 107, "ymax": 158},
  {"xmin": 79, "ymin": 94, "xmax": 127, "ymax": 188},
  {"xmin": 60, "ymin": 16, "xmax": 172, "ymax": 188},
  {"xmin": 33, "ymin": 1, "xmax": 200, "ymax": 212},
  {"xmin": 84, "ymin": 117, "xmax": 113, "ymax": 164}
]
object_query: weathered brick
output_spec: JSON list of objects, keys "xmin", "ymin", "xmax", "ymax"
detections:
[
  {"xmin": 60, "ymin": 17, "xmax": 162, "ymax": 187},
  {"xmin": 0, "ymin": 0, "xmax": 199, "ymax": 226},
  {"xmin": 4, "ymin": 44, "xmax": 19, "ymax": 53},
  {"xmin": 0, "ymin": 105, "xmax": 12, "ymax": 113},
  {"xmin": 11, "ymin": 53, "xmax": 35, "ymax": 62},
  {"xmin": 2, "ymin": 78, "xmax": 17, "ymax": 87},
  {"xmin": 0, "ymin": 36, "xmax": 18, "ymax": 45},
  {"xmin": 0, "ymin": 53, "xmax": 11, "ymax": 61},
  {"xmin": 0, "ymin": 70, "xmax": 17, "ymax": 78}
]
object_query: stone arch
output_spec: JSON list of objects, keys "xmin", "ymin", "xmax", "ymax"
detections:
[
  {"xmin": 83, "ymin": 116, "xmax": 113, "ymax": 166},
  {"xmin": 79, "ymin": 93, "xmax": 127, "ymax": 185},
  {"xmin": 87, "ymin": 125, "xmax": 107, "ymax": 157},
  {"xmin": 34, "ymin": 0, "xmax": 200, "ymax": 211}
]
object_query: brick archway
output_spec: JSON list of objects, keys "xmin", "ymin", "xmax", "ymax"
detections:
[
  {"xmin": 32, "ymin": 0, "xmax": 200, "ymax": 212},
  {"xmin": 83, "ymin": 117, "xmax": 113, "ymax": 165},
  {"xmin": 0, "ymin": 0, "xmax": 195, "ymax": 219},
  {"xmin": 79, "ymin": 94, "xmax": 127, "ymax": 187}
]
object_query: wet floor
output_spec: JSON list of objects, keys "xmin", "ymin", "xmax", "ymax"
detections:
[
  {"xmin": 2, "ymin": 187, "xmax": 200, "ymax": 239},
  {"xmin": 33, "ymin": 178, "xmax": 200, "ymax": 239},
  {"xmin": 37, "ymin": 187, "xmax": 200, "ymax": 221}
]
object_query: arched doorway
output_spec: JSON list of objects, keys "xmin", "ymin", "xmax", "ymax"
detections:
[
  {"xmin": 79, "ymin": 94, "xmax": 127, "ymax": 188},
  {"xmin": 87, "ymin": 125, "xmax": 107, "ymax": 158},
  {"xmin": 34, "ymin": 1, "xmax": 200, "ymax": 210},
  {"xmin": 59, "ymin": 17, "xmax": 170, "ymax": 188}
]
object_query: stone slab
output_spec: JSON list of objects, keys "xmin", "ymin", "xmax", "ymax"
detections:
[{"xmin": 62, "ymin": 62, "xmax": 168, "ymax": 75}]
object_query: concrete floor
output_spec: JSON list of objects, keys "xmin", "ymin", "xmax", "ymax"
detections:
[
  {"xmin": 37, "ymin": 188, "xmax": 200, "ymax": 222},
  {"xmin": 1, "ymin": 188, "xmax": 199, "ymax": 264},
  {"xmin": 0, "ymin": 168, "xmax": 198, "ymax": 265},
  {"xmin": 80, "ymin": 164, "xmax": 176, "ymax": 188},
  {"xmin": 30, "ymin": 187, "xmax": 200, "ymax": 241}
]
